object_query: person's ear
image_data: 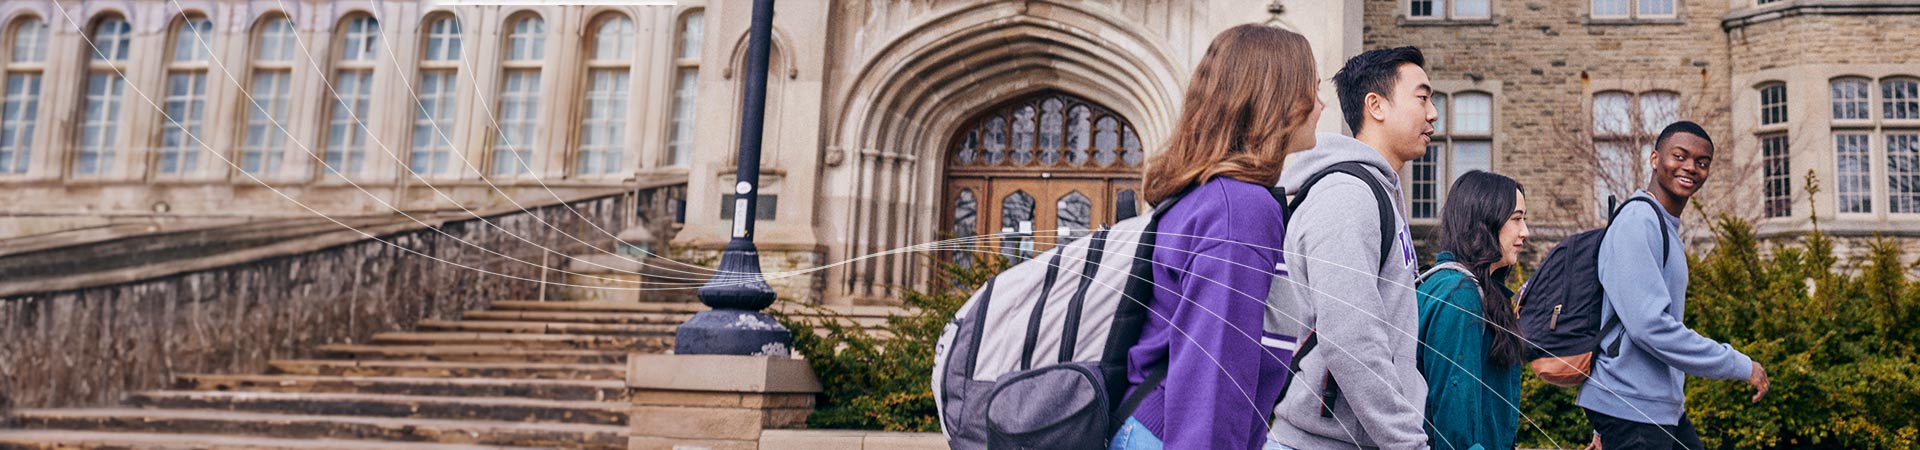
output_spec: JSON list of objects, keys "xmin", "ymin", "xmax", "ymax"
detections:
[{"xmin": 1365, "ymin": 92, "xmax": 1387, "ymax": 124}]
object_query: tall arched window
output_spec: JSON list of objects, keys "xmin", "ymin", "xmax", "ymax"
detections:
[
  {"xmin": 667, "ymin": 10, "xmax": 702, "ymax": 166},
  {"xmin": 577, "ymin": 14, "xmax": 633, "ymax": 177},
  {"xmin": 75, "ymin": 16, "xmax": 132, "ymax": 176},
  {"xmin": 0, "ymin": 17, "xmax": 47, "ymax": 175},
  {"xmin": 324, "ymin": 15, "xmax": 380, "ymax": 177},
  {"xmin": 492, "ymin": 14, "xmax": 545, "ymax": 176},
  {"xmin": 241, "ymin": 16, "xmax": 297, "ymax": 175},
  {"xmin": 157, "ymin": 15, "xmax": 213, "ymax": 177},
  {"xmin": 411, "ymin": 15, "xmax": 461, "ymax": 176}
]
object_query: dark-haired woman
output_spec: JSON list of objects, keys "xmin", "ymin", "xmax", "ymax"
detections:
[{"xmin": 1415, "ymin": 170, "xmax": 1531, "ymax": 450}]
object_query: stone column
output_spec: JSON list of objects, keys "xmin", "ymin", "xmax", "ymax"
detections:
[{"xmin": 627, "ymin": 354, "xmax": 822, "ymax": 450}]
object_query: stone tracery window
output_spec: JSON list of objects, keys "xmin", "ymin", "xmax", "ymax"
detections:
[{"xmin": 950, "ymin": 92, "xmax": 1140, "ymax": 171}]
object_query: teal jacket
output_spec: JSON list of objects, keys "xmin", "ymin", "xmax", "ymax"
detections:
[{"xmin": 1416, "ymin": 252, "xmax": 1521, "ymax": 450}]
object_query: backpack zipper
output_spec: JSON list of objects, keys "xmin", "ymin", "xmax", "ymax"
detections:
[{"xmin": 1549, "ymin": 304, "xmax": 1563, "ymax": 330}]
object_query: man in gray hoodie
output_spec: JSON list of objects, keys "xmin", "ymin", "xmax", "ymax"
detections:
[
  {"xmin": 1579, "ymin": 121, "xmax": 1769, "ymax": 450},
  {"xmin": 1268, "ymin": 47, "xmax": 1434, "ymax": 450}
]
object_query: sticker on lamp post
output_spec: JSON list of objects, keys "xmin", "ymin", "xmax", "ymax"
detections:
[{"xmin": 733, "ymin": 181, "xmax": 752, "ymax": 238}]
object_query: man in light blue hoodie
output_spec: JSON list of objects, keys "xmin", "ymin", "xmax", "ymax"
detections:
[
  {"xmin": 1580, "ymin": 121, "xmax": 1770, "ymax": 450},
  {"xmin": 1268, "ymin": 46, "xmax": 1433, "ymax": 450}
]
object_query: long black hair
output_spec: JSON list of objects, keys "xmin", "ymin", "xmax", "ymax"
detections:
[{"xmin": 1436, "ymin": 170, "xmax": 1525, "ymax": 366}]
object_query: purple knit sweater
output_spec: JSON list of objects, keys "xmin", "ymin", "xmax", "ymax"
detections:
[{"xmin": 1123, "ymin": 177, "xmax": 1295, "ymax": 450}]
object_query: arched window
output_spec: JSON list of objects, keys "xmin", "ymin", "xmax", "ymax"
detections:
[
  {"xmin": 241, "ymin": 16, "xmax": 297, "ymax": 175},
  {"xmin": 157, "ymin": 15, "xmax": 213, "ymax": 177},
  {"xmin": 75, "ymin": 16, "xmax": 132, "ymax": 176},
  {"xmin": 411, "ymin": 15, "xmax": 461, "ymax": 176},
  {"xmin": 1758, "ymin": 82, "xmax": 1787, "ymax": 125},
  {"xmin": 1753, "ymin": 82, "xmax": 1791, "ymax": 218},
  {"xmin": 577, "ymin": 14, "xmax": 633, "ymax": 177},
  {"xmin": 492, "ymin": 15, "xmax": 545, "ymax": 176},
  {"xmin": 1831, "ymin": 77, "xmax": 1871, "ymax": 121},
  {"xmin": 324, "ymin": 15, "xmax": 380, "ymax": 177},
  {"xmin": 0, "ymin": 17, "xmax": 47, "ymax": 175},
  {"xmin": 1409, "ymin": 91, "xmax": 1495, "ymax": 219},
  {"xmin": 1883, "ymin": 77, "xmax": 1920, "ymax": 121},
  {"xmin": 667, "ymin": 10, "xmax": 703, "ymax": 166}
]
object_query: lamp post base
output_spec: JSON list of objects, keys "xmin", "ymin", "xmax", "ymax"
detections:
[{"xmin": 672, "ymin": 309, "xmax": 794, "ymax": 356}]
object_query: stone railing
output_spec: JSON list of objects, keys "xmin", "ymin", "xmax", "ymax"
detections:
[{"xmin": 0, "ymin": 183, "xmax": 680, "ymax": 411}]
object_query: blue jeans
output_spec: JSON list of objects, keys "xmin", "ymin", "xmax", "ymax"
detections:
[{"xmin": 1109, "ymin": 417, "xmax": 1164, "ymax": 450}]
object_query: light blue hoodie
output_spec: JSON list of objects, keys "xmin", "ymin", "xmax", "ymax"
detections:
[{"xmin": 1577, "ymin": 190, "xmax": 1753, "ymax": 426}]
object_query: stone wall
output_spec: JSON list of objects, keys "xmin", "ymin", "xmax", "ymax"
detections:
[
  {"xmin": 0, "ymin": 191, "xmax": 640, "ymax": 411},
  {"xmin": 1729, "ymin": 13, "xmax": 1920, "ymax": 72}
]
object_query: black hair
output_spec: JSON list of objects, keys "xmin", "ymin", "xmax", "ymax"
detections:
[
  {"xmin": 1436, "ymin": 170, "xmax": 1525, "ymax": 366},
  {"xmin": 1333, "ymin": 46, "xmax": 1426, "ymax": 135},
  {"xmin": 1654, "ymin": 120, "xmax": 1713, "ymax": 150}
]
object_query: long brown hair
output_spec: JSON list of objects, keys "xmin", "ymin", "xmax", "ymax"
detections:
[{"xmin": 1143, "ymin": 24, "xmax": 1319, "ymax": 204}]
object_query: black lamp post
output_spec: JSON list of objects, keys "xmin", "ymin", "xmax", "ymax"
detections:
[{"xmin": 673, "ymin": 0, "xmax": 793, "ymax": 356}]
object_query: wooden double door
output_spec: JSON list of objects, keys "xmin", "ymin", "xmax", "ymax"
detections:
[{"xmin": 943, "ymin": 176, "xmax": 1141, "ymax": 260}]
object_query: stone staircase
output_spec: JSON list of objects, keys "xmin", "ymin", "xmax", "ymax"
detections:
[
  {"xmin": 0, "ymin": 261, "xmax": 903, "ymax": 449},
  {"xmin": 0, "ymin": 297, "xmax": 683, "ymax": 449}
]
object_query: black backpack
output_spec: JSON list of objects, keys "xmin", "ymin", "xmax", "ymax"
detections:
[{"xmin": 1516, "ymin": 196, "xmax": 1670, "ymax": 387}]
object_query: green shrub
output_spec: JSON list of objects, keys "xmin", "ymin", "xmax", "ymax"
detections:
[
  {"xmin": 777, "ymin": 255, "xmax": 1005, "ymax": 432},
  {"xmin": 1519, "ymin": 216, "xmax": 1920, "ymax": 449}
]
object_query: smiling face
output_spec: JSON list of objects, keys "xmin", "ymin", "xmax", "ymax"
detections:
[{"xmin": 1650, "ymin": 131, "xmax": 1714, "ymax": 201}]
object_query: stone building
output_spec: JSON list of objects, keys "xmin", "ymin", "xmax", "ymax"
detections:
[
  {"xmin": 0, "ymin": 0, "xmax": 1912, "ymax": 307},
  {"xmin": 1361, "ymin": 0, "xmax": 1920, "ymax": 260}
]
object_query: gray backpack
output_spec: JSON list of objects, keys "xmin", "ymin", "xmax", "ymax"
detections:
[{"xmin": 931, "ymin": 198, "xmax": 1165, "ymax": 450}]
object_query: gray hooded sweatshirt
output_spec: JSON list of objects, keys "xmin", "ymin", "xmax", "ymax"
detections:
[{"xmin": 1268, "ymin": 132, "xmax": 1430, "ymax": 450}]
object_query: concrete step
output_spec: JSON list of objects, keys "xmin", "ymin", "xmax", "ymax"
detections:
[
  {"xmin": 416, "ymin": 319, "xmax": 675, "ymax": 335},
  {"xmin": 460, "ymin": 310, "xmax": 691, "ymax": 325},
  {"xmin": 125, "ymin": 391, "xmax": 629, "ymax": 426},
  {"xmin": 368, "ymin": 332, "xmax": 669, "ymax": 351},
  {"xmin": 487, "ymin": 300, "xmax": 705, "ymax": 314},
  {"xmin": 177, "ymin": 374, "xmax": 626, "ymax": 402},
  {"xmin": 7, "ymin": 409, "xmax": 626, "ymax": 449},
  {"xmin": 0, "ymin": 430, "xmax": 543, "ymax": 449},
  {"xmin": 314, "ymin": 345, "xmax": 628, "ymax": 364},
  {"xmin": 267, "ymin": 360, "xmax": 626, "ymax": 381}
]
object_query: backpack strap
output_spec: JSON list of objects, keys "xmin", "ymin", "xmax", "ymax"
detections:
[
  {"xmin": 1273, "ymin": 331, "xmax": 1318, "ymax": 407},
  {"xmin": 1608, "ymin": 196, "xmax": 1672, "ymax": 265},
  {"xmin": 1057, "ymin": 228, "xmax": 1111, "ymax": 363},
  {"xmin": 1019, "ymin": 251, "xmax": 1067, "ymax": 371},
  {"xmin": 1284, "ymin": 161, "xmax": 1399, "ymax": 268},
  {"xmin": 963, "ymin": 278, "xmax": 996, "ymax": 381},
  {"xmin": 1417, "ymin": 261, "xmax": 1477, "ymax": 286},
  {"xmin": 1112, "ymin": 362, "xmax": 1169, "ymax": 432},
  {"xmin": 1102, "ymin": 190, "xmax": 1190, "ymax": 432}
]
